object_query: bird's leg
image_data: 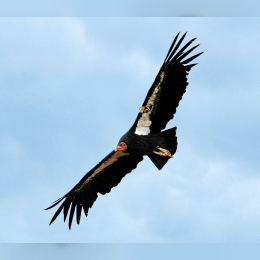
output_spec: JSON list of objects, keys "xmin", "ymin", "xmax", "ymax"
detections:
[{"xmin": 153, "ymin": 146, "xmax": 172, "ymax": 157}]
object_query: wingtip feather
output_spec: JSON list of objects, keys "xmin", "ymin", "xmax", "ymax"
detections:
[
  {"xmin": 48, "ymin": 200, "xmax": 66, "ymax": 225},
  {"xmin": 68, "ymin": 196, "xmax": 77, "ymax": 230},
  {"xmin": 165, "ymin": 32, "xmax": 188, "ymax": 64},
  {"xmin": 164, "ymin": 32, "xmax": 181, "ymax": 63},
  {"xmin": 44, "ymin": 196, "xmax": 65, "ymax": 210},
  {"xmin": 182, "ymin": 51, "xmax": 203, "ymax": 64}
]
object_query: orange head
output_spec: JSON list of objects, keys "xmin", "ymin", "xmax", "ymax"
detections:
[{"xmin": 115, "ymin": 142, "xmax": 127, "ymax": 152}]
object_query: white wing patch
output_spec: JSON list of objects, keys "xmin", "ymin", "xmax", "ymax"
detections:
[{"xmin": 135, "ymin": 71, "xmax": 165, "ymax": 135}]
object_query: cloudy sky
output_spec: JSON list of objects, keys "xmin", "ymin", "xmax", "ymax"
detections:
[
  {"xmin": 2, "ymin": 243, "xmax": 258, "ymax": 260},
  {"xmin": 1, "ymin": 0, "xmax": 259, "ymax": 16},
  {"xmin": 1, "ymin": 18, "xmax": 260, "ymax": 243}
]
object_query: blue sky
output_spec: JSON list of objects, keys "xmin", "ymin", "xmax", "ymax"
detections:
[
  {"xmin": 1, "ymin": 18, "xmax": 260, "ymax": 243},
  {"xmin": 2, "ymin": 244, "xmax": 260, "ymax": 260},
  {"xmin": 0, "ymin": 1, "xmax": 259, "ymax": 16}
]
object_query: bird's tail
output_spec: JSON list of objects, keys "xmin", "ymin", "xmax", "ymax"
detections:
[{"xmin": 148, "ymin": 127, "xmax": 178, "ymax": 170}]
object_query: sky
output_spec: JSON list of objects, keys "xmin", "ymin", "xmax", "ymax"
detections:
[
  {"xmin": 1, "ymin": 244, "xmax": 260, "ymax": 260},
  {"xmin": 0, "ymin": 0, "xmax": 259, "ymax": 16},
  {"xmin": 1, "ymin": 18, "xmax": 260, "ymax": 244}
]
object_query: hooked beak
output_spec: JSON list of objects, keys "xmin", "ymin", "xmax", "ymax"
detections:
[
  {"xmin": 114, "ymin": 142, "xmax": 127, "ymax": 152},
  {"xmin": 114, "ymin": 145, "xmax": 121, "ymax": 152}
]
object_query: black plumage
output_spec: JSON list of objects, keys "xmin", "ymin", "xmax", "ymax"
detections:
[{"xmin": 45, "ymin": 32, "xmax": 203, "ymax": 229}]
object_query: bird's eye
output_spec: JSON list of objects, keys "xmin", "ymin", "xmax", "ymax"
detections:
[{"xmin": 121, "ymin": 142, "xmax": 127, "ymax": 150}]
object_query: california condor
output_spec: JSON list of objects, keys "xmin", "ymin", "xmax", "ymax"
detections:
[{"xmin": 45, "ymin": 32, "xmax": 203, "ymax": 229}]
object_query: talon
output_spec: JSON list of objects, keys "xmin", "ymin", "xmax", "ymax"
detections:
[{"xmin": 153, "ymin": 146, "xmax": 172, "ymax": 157}]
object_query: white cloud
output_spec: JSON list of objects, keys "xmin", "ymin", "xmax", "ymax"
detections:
[
  {"xmin": 125, "ymin": 50, "xmax": 157, "ymax": 78},
  {"xmin": 0, "ymin": 18, "xmax": 97, "ymax": 102}
]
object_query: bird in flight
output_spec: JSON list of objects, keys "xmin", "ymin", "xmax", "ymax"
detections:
[{"xmin": 45, "ymin": 32, "xmax": 203, "ymax": 229}]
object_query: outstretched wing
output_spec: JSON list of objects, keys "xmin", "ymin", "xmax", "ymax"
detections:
[
  {"xmin": 45, "ymin": 150, "xmax": 143, "ymax": 229},
  {"xmin": 132, "ymin": 32, "xmax": 203, "ymax": 135}
]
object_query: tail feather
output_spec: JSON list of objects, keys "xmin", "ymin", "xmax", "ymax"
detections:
[
  {"xmin": 148, "ymin": 127, "xmax": 177, "ymax": 170},
  {"xmin": 158, "ymin": 127, "xmax": 178, "ymax": 152}
]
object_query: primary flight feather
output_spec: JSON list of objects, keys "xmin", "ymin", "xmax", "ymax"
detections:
[{"xmin": 45, "ymin": 32, "xmax": 203, "ymax": 229}]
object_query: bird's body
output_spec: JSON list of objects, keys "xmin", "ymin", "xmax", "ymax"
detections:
[
  {"xmin": 45, "ymin": 32, "xmax": 203, "ymax": 229},
  {"xmin": 118, "ymin": 130, "xmax": 169, "ymax": 156}
]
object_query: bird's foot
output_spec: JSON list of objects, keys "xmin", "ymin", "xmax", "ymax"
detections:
[{"xmin": 153, "ymin": 147, "xmax": 172, "ymax": 157}]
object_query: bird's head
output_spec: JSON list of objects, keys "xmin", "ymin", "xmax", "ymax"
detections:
[{"xmin": 115, "ymin": 142, "xmax": 127, "ymax": 152}]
